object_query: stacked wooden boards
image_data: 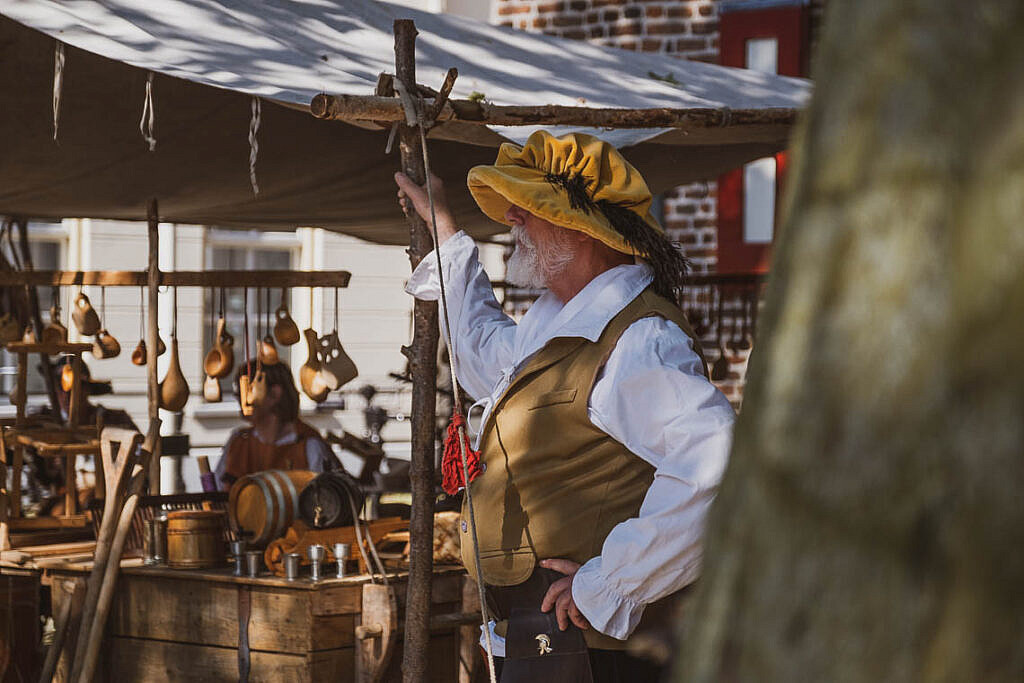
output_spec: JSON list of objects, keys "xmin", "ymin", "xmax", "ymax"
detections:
[{"xmin": 46, "ymin": 561, "xmax": 471, "ymax": 682}]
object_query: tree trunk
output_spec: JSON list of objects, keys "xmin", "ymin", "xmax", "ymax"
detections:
[{"xmin": 675, "ymin": 2, "xmax": 1024, "ymax": 681}]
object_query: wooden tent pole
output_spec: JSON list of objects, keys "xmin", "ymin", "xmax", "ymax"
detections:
[
  {"xmin": 395, "ymin": 19, "xmax": 439, "ymax": 683},
  {"xmin": 146, "ymin": 200, "xmax": 161, "ymax": 495}
]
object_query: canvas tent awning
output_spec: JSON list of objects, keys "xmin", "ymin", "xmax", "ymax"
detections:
[{"xmin": 0, "ymin": 0, "xmax": 810, "ymax": 244}]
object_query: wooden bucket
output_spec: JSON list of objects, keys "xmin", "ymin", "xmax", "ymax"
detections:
[
  {"xmin": 228, "ymin": 470, "xmax": 316, "ymax": 547},
  {"xmin": 166, "ymin": 510, "xmax": 226, "ymax": 569}
]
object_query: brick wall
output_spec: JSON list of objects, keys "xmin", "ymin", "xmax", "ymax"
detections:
[{"xmin": 493, "ymin": 1, "xmax": 719, "ymax": 59}]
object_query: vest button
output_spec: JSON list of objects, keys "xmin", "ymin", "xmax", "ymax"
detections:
[
  {"xmin": 480, "ymin": 462, "xmax": 487, "ymax": 473},
  {"xmin": 461, "ymin": 521, "xmax": 468, "ymax": 533}
]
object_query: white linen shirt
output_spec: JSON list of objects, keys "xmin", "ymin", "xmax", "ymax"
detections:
[{"xmin": 406, "ymin": 231, "xmax": 734, "ymax": 641}]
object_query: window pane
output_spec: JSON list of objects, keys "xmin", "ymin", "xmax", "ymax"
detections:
[
  {"xmin": 743, "ymin": 157, "xmax": 776, "ymax": 244},
  {"xmin": 746, "ymin": 37, "xmax": 778, "ymax": 74}
]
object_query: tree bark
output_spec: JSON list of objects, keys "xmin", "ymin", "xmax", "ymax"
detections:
[{"xmin": 676, "ymin": 2, "xmax": 1024, "ymax": 681}]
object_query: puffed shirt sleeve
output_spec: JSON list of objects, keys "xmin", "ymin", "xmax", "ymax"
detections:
[
  {"xmin": 405, "ymin": 231, "xmax": 516, "ymax": 401},
  {"xmin": 571, "ymin": 317, "xmax": 735, "ymax": 640}
]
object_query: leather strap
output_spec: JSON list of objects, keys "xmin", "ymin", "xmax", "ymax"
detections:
[{"xmin": 238, "ymin": 585, "xmax": 252, "ymax": 682}]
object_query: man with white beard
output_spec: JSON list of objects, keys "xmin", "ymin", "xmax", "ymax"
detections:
[{"xmin": 396, "ymin": 131, "xmax": 734, "ymax": 683}]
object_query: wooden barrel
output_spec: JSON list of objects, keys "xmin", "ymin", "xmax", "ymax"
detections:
[
  {"xmin": 228, "ymin": 470, "xmax": 316, "ymax": 546},
  {"xmin": 297, "ymin": 470, "xmax": 362, "ymax": 529},
  {"xmin": 166, "ymin": 510, "xmax": 227, "ymax": 569}
]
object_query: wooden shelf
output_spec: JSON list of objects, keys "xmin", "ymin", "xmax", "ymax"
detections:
[
  {"xmin": 5, "ymin": 341, "xmax": 92, "ymax": 354},
  {"xmin": 7, "ymin": 515, "xmax": 90, "ymax": 530},
  {"xmin": 4, "ymin": 426, "xmax": 100, "ymax": 457}
]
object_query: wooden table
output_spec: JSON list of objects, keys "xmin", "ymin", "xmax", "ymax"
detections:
[{"xmin": 42, "ymin": 557, "xmax": 477, "ymax": 682}]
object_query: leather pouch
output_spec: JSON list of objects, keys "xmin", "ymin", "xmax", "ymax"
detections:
[{"xmin": 500, "ymin": 607, "xmax": 593, "ymax": 683}]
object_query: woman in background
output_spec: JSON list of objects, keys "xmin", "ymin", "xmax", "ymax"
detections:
[{"xmin": 215, "ymin": 361, "xmax": 336, "ymax": 491}]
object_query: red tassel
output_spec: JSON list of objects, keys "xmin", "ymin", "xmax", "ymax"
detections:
[{"xmin": 441, "ymin": 412, "xmax": 482, "ymax": 495}]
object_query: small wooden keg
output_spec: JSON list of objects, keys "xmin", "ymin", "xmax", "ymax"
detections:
[
  {"xmin": 166, "ymin": 510, "xmax": 227, "ymax": 569},
  {"xmin": 228, "ymin": 470, "xmax": 316, "ymax": 547}
]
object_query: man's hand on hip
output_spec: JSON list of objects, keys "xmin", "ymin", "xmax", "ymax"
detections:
[
  {"xmin": 540, "ymin": 558, "xmax": 592, "ymax": 632},
  {"xmin": 394, "ymin": 171, "xmax": 458, "ymax": 245}
]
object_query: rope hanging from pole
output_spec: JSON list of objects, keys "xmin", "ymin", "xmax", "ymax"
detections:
[{"xmin": 413, "ymin": 95, "xmax": 498, "ymax": 683}]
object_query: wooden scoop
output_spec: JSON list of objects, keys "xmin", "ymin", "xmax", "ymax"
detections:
[
  {"xmin": 299, "ymin": 328, "xmax": 329, "ymax": 403},
  {"xmin": 273, "ymin": 293, "xmax": 300, "ymax": 346},
  {"xmin": 159, "ymin": 338, "xmax": 190, "ymax": 412},
  {"xmin": 258, "ymin": 335, "xmax": 279, "ymax": 366},
  {"xmin": 203, "ymin": 374, "xmax": 221, "ymax": 403},
  {"xmin": 92, "ymin": 330, "xmax": 121, "ymax": 359},
  {"xmin": 131, "ymin": 340, "xmax": 147, "ymax": 366},
  {"xmin": 41, "ymin": 305, "xmax": 68, "ymax": 345},
  {"xmin": 72, "ymin": 293, "xmax": 101, "ymax": 336},
  {"xmin": 238, "ymin": 374, "xmax": 254, "ymax": 416},
  {"xmin": 0, "ymin": 313, "xmax": 21, "ymax": 344},
  {"xmin": 317, "ymin": 331, "xmax": 358, "ymax": 391},
  {"xmin": 251, "ymin": 367, "xmax": 269, "ymax": 405},
  {"xmin": 203, "ymin": 318, "xmax": 235, "ymax": 378}
]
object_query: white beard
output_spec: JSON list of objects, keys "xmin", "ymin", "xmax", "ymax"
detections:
[
  {"xmin": 505, "ymin": 224, "xmax": 576, "ymax": 289},
  {"xmin": 505, "ymin": 225, "xmax": 546, "ymax": 288}
]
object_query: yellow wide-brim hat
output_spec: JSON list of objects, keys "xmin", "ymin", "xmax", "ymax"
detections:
[{"xmin": 467, "ymin": 130, "xmax": 664, "ymax": 255}]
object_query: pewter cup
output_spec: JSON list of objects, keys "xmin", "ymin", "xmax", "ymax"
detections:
[
  {"xmin": 245, "ymin": 550, "xmax": 263, "ymax": 578},
  {"xmin": 308, "ymin": 544, "xmax": 326, "ymax": 582},
  {"xmin": 285, "ymin": 553, "xmax": 302, "ymax": 581},
  {"xmin": 333, "ymin": 543, "xmax": 351, "ymax": 579},
  {"xmin": 230, "ymin": 540, "xmax": 247, "ymax": 577}
]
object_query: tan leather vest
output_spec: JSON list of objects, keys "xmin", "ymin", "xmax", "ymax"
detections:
[{"xmin": 461, "ymin": 286, "xmax": 706, "ymax": 649}]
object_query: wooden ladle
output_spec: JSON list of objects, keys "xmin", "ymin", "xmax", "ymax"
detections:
[
  {"xmin": 258, "ymin": 335, "xmax": 279, "ymax": 366},
  {"xmin": 92, "ymin": 330, "xmax": 121, "ymax": 359},
  {"xmin": 239, "ymin": 374, "xmax": 256, "ymax": 417},
  {"xmin": 72, "ymin": 293, "xmax": 101, "ymax": 336},
  {"xmin": 300, "ymin": 328, "xmax": 329, "ymax": 403},
  {"xmin": 41, "ymin": 305, "xmax": 68, "ymax": 345},
  {"xmin": 204, "ymin": 318, "xmax": 235, "ymax": 379},
  {"xmin": 159, "ymin": 293, "xmax": 188, "ymax": 412},
  {"xmin": 203, "ymin": 374, "xmax": 221, "ymax": 403},
  {"xmin": 159, "ymin": 338, "xmax": 189, "ymax": 412},
  {"xmin": 317, "ymin": 330, "xmax": 358, "ymax": 391},
  {"xmin": 273, "ymin": 290, "xmax": 300, "ymax": 346}
]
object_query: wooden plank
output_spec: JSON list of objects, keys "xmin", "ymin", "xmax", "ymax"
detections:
[
  {"xmin": 51, "ymin": 574, "xmax": 87, "ymax": 683},
  {"xmin": 0, "ymin": 270, "xmax": 352, "ymax": 288},
  {"xmin": 10, "ymin": 540, "xmax": 95, "ymax": 558},
  {"xmin": 7, "ymin": 515, "xmax": 89, "ymax": 530},
  {"xmin": 108, "ymin": 636, "xmax": 354, "ymax": 683},
  {"xmin": 45, "ymin": 558, "xmax": 465, "ymax": 590},
  {"xmin": 108, "ymin": 574, "xmax": 356, "ymax": 652},
  {"xmin": 311, "ymin": 584, "xmax": 362, "ymax": 616}
]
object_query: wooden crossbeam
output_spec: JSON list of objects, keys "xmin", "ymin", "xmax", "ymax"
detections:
[
  {"xmin": 0, "ymin": 270, "xmax": 351, "ymax": 288},
  {"xmin": 310, "ymin": 92, "xmax": 799, "ymax": 130}
]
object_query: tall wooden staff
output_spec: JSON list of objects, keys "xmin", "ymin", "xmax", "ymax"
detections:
[{"xmin": 394, "ymin": 19, "xmax": 439, "ymax": 683}]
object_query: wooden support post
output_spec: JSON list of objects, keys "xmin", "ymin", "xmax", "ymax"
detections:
[
  {"xmin": 15, "ymin": 218, "xmax": 61, "ymax": 416},
  {"xmin": 10, "ymin": 351, "xmax": 27, "ymax": 518},
  {"xmin": 395, "ymin": 19, "xmax": 439, "ymax": 683},
  {"xmin": 146, "ymin": 200, "xmax": 161, "ymax": 495}
]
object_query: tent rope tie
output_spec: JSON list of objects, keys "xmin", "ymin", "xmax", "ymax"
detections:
[
  {"xmin": 249, "ymin": 97, "xmax": 261, "ymax": 197},
  {"xmin": 410, "ymin": 93, "xmax": 498, "ymax": 683},
  {"xmin": 52, "ymin": 41, "xmax": 64, "ymax": 142},
  {"xmin": 140, "ymin": 72, "xmax": 156, "ymax": 151}
]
